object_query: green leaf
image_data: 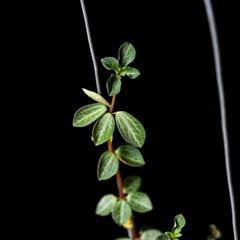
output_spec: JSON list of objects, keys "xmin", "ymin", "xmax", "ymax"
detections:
[
  {"xmin": 97, "ymin": 151, "xmax": 119, "ymax": 180},
  {"xmin": 123, "ymin": 175, "xmax": 142, "ymax": 194},
  {"xmin": 118, "ymin": 42, "xmax": 136, "ymax": 67},
  {"xmin": 209, "ymin": 224, "xmax": 217, "ymax": 231},
  {"xmin": 115, "ymin": 111, "xmax": 146, "ymax": 148},
  {"xmin": 112, "ymin": 200, "xmax": 132, "ymax": 226},
  {"xmin": 165, "ymin": 232, "xmax": 174, "ymax": 238},
  {"xmin": 156, "ymin": 234, "xmax": 169, "ymax": 240},
  {"xmin": 120, "ymin": 67, "xmax": 140, "ymax": 79},
  {"xmin": 101, "ymin": 57, "xmax": 121, "ymax": 72},
  {"xmin": 95, "ymin": 194, "xmax": 117, "ymax": 216},
  {"xmin": 172, "ymin": 214, "xmax": 186, "ymax": 233},
  {"xmin": 115, "ymin": 144, "xmax": 145, "ymax": 167},
  {"xmin": 215, "ymin": 230, "xmax": 222, "ymax": 238},
  {"xmin": 141, "ymin": 229, "xmax": 163, "ymax": 240},
  {"xmin": 106, "ymin": 74, "xmax": 122, "ymax": 96},
  {"xmin": 173, "ymin": 233, "xmax": 182, "ymax": 238},
  {"xmin": 92, "ymin": 113, "xmax": 115, "ymax": 146},
  {"xmin": 115, "ymin": 238, "xmax": 131, "ymax": 240},
  {"xmin": 139, "ymin": 225, "xmax": 154, "ymax": 234},
  {"xmin": 82, "ymin": 88, "xmax": 111, "ymax": 107},
  {"xmin": 126, "ymin": 191, "xmax": 152, "ymax": 213},
  {"xmin": 73, "ymin": 103, "xmax": 107, "ymax": 127},
  {"xmin": 209, "ymin": 224, "xmax": 222, "ymax": 239}
]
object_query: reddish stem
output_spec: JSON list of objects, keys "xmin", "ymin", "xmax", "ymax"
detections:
[
  {"xmin": 107, "ymin": 138, "xmax": 113, "ymax": 152},
  {"xmin": 109, "ymin": 94, "xmax": 116, "ymax": 113},
  {"xmin": 106, "ymin": 94, "xmax": 138, "ymax": 239},
  {"xmin": 130, "ymin": 228, "xmax": 138, "ymax": 240},
  {"xmin": 116, "ymin": 170, "xmax": 124, "ymax": 199}
]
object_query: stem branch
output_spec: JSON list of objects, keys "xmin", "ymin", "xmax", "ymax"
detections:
[
  {"xmin": 109, "ymin": 95, "xmax": 116, "ymax": 113},
  {"xmin": 129, "ymin": 228, "xmax": 138, "ymax": 240},
  {"xmin": 116, "ymin": 170, "xmax": 124, "ymax": 199},
  {"xmin": 107, "ymin": 94, "xmax": 138, "ymax": 239}
]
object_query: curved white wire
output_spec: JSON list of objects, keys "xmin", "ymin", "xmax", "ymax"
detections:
[
  {"xmin": 203, "ymin": 1, "xmax": 238, "ymax": 240},
  {"xmin": 79, "ymin": 0, "xmax": 101, "ymax": 95}
]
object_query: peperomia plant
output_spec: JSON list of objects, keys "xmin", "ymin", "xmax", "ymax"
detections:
[
  {"xmin": 75, "ymin": 0, "xmax": 238, "ymax": 239},
  {"xmin": 73, "ymin": 42, "xmax": 184, "ymax": 239}
]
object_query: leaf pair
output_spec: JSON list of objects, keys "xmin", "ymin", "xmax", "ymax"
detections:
[
  {"xmin": 73, "ymin": 101, "xmax": 146, "ymax": 148},
  {"xmin": 122, "ymin": 175, "xmax": 152, "ymax": 213},
  {"xmin": 101, "ymin": 42, "xmax": 137, "ymax": 70},
  {"xmin": 101, "ymin": 43, "xmax": 140, "ymax": 96},
  {"xmin": 95, "ymin": 194, "xmax": 132, "ymax": 226},
  {"xmin": 72, "ymin": 102, "xmax": 114, "ymax": 146},
  {"xmin": 97, "ymin": 146, "xmax": 145, "ymax": 181},
  {"xmin": 96, "ymin": 192, "xmax": 152, "ymax": 225},
  {"xmin": 105, "ymin": 65, "xmax": 140, "ymax": 96},
  {"xmin": 73, "ymin": 88, "xmax": 146, "ymax": 147}
]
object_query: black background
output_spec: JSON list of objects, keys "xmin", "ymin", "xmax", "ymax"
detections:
[{"xmin": 10, "ymin": 1, "xmax": 239, "ymax": 239}]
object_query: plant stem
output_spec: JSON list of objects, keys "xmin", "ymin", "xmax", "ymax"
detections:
[
  {"xmin": 109, "ymin": 94, "xmax": 116, "ymax": 113},
  {"xmin": 107, "ymin": 137, "xmax": 113, "ymax": 152},
  {"xmin": 107, "ymin": 94, "xmax": 138, "ymax": 239},
  {"xmin": 129, "ymin": 228, "xmax": 138, "ymax": 240},
  {"xmin": 116, "ymin": 170, "xmax": 124, "ymax": 199},
  {"xmin": 107, "ymin": 137, "xmax": 124, "ymax": 199},
  {"xmin": 108, "ymin": 95, "xmax": 124, "ymax": 199}
]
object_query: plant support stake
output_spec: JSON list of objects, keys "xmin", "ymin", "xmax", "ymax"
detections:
[
  {"xmin": 79, "ymin": 0, "xmax": 102, "ymax": 95},
  {"xmin": 203, "ymin": 1, "xmax": 238, "ymax": 240}
]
